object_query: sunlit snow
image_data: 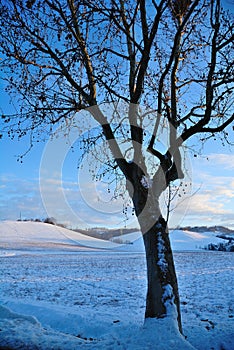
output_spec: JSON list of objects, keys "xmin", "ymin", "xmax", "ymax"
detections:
[{"xmin": 0, "ymin": 221, "xmax": 233, "ymax": 349}]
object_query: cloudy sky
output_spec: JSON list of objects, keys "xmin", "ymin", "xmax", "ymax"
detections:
[
  {"xmin": 1, "ymin": 100, "xmax": 233, "ymax": 230},
  {"xmin": 1, "ymin": 0, "xmax": 233, "ymax": 230}
]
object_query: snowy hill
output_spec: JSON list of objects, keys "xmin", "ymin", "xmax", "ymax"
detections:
[
  {"xmin": 112, "ymin": 229, "xmax": 227, "ymax": 252},
  {"xmin": 170, "ymin": 229, "xmax": 227, "ymax": 251},
  {"xmin": 0, "ymin": 221, "xmax": 229, "ymax": 255},
  {"xmin": 0, "ymin": 221, "xmax": 122, "ymax": 253}
]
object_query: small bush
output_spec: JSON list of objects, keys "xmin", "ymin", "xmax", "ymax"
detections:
[{"xmin": 44, "ymin": 217, "xmax": 56, "ymax": 225}]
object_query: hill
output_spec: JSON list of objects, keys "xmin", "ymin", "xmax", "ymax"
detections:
[
  {"xmin": 0, "ymin": 220, "xmax": 122, "ymax": 254},
  {"xmin": 177, "ymin": 226, "xmax": 234, "ymax": 235},
  {"xmin": 111, "ymin": 228, "xmax": 230, "ymax": 252},
  {"xmin": 0, "ymin": 221, "xmax": 232, "ymax": 254}
]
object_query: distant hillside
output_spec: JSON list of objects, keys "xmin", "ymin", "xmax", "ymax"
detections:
[
  {"xmin": 72, "ymin": 227, "xmax": 139, "ymax": 241},
  {"xmin": 77, "ymin": 225, "xmax": 234, "ymax": 240},
  {"xmin": 17, "ymin": 219, "xmax": 234, "ymax": 239},
  {"xmin": 1, "ymin": 221, "xmax": 233, "ymax": 253},
  {"xmin": 177, "ymin": 226, "xmax": 234, "ymax": 235}
]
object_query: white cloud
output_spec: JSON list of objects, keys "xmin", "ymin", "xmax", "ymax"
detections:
[
  {"xmin": 1, "ymin": 164, "xmax": 234, "ymax": 230},
  {"xmin": 208, "ymin": 153, "xmax": 234, "ymax": 170},
  {"xmin": 0, "ymin": 176, "xmax": 46, "ymax": 221},
  {"xmin": 186, "ymin": 193, "xmax": 226, "ymax": 215},
  {"xmin": 10, "ymin": 171, "xmax": 131, "ymax": 228}
]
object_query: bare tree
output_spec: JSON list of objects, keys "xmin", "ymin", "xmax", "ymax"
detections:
[{"xmin": 0, "ymin": 0, "xmax": 233, "ymax": 334}]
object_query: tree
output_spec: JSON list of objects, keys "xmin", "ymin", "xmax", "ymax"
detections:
[{"xmin": 0, "ymin": 0, "xmax": 233, "ymax": 336}]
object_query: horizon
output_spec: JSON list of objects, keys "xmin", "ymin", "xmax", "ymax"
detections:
[{"xmin": 0, "ymin": 217, "xmax": 233, "ymax": 233}]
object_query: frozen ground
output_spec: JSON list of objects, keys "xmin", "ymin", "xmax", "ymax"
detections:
[{"xmin": 0, "ymin": 222, "xmax": 233, "ymax": 349}]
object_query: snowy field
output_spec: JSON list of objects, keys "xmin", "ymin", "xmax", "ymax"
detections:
[{"xmin": 0, "ymin": 222, "xmax": 233, "ymax": 349}]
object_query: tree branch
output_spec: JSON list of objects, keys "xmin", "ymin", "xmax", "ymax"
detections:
[
  {"xmin": 180, "ymin": 0, "xmax": 222, "ymax": 141},
  {"xmin": 200, "ymin": 113, "xmax": 234, "ymax": 133}
]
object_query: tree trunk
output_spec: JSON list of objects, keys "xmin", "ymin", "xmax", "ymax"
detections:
[
  {"xmin": 141, "ymin": 215, "xmax": 182, "ymax": 334},
  {"xmin": 126, "ymin": 165, "xmax": 182, "ymax": 333},
  {"xmin": 132, "ymin": 189, "xmax": 182, "ymax": 334}
]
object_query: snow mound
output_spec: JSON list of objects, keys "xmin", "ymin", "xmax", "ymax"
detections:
[
  {"xmin": 0, "ymin": 304, "xmax": 85, "ymax": 350},
  {"xmin": 0, "ymin": 304, "xmax": 39, "ymax": 325},
  {"xmin": 133, "ymin": 318, "xmax": 196, "ymax": 350},
  {"xmin": 0, "ymin": 302, "xmax": 196, "ymax": 350}
]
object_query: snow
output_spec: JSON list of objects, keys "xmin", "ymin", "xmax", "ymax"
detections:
[
  {"xmin": 140, "ymin": 176, "xmax": 153, "ymax": 189},
  {"xmin": 0, "ymin": 220, "xmax": 123, "ymax": 252},
  {"xmin": 6, "ymin": 220, "xmax": 224, "ymax": 254},
  {"xmin": 170, "ymin": 229, "xmax": 228, "ymax": 251},
  {"xmin": 112, "ymin": 229, "xmax": 227, "ymax": 252},
  {"xmin": 157, "ymin": 231, "xmax": 168, "ymax": 273},
  {"xmin": 0, "ymin": 221, "xmax": 233, "ymax": 349},
  {"xmin": 162, "ymin": 284, "xmax": 178, "ymax": 318}
]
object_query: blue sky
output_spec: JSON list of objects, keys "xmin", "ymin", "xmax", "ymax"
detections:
[
  {"xmin": 0, "ymin": 0, "xmax": 233, "ymax": 230},
  {"xmin": 1, "ymin": 88, "xmax": 233, "ymax": 230}
]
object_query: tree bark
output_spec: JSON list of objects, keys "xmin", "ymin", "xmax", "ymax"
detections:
[
  {"xmin": 142, "ymin": 216, "xmax": 182, "ymax": 333},
  {"xmin": 132, "ymin": 186, "xmax": 183, "ymax": 334}
]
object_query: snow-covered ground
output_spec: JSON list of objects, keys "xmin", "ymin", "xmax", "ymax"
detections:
[
  {"xmin": 112, "ymin": 227, "xmax": 228, "ymax": 252},
  {"xmin": 0, "ymin": 221, "xmax": 233, "ymax": 349}
]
